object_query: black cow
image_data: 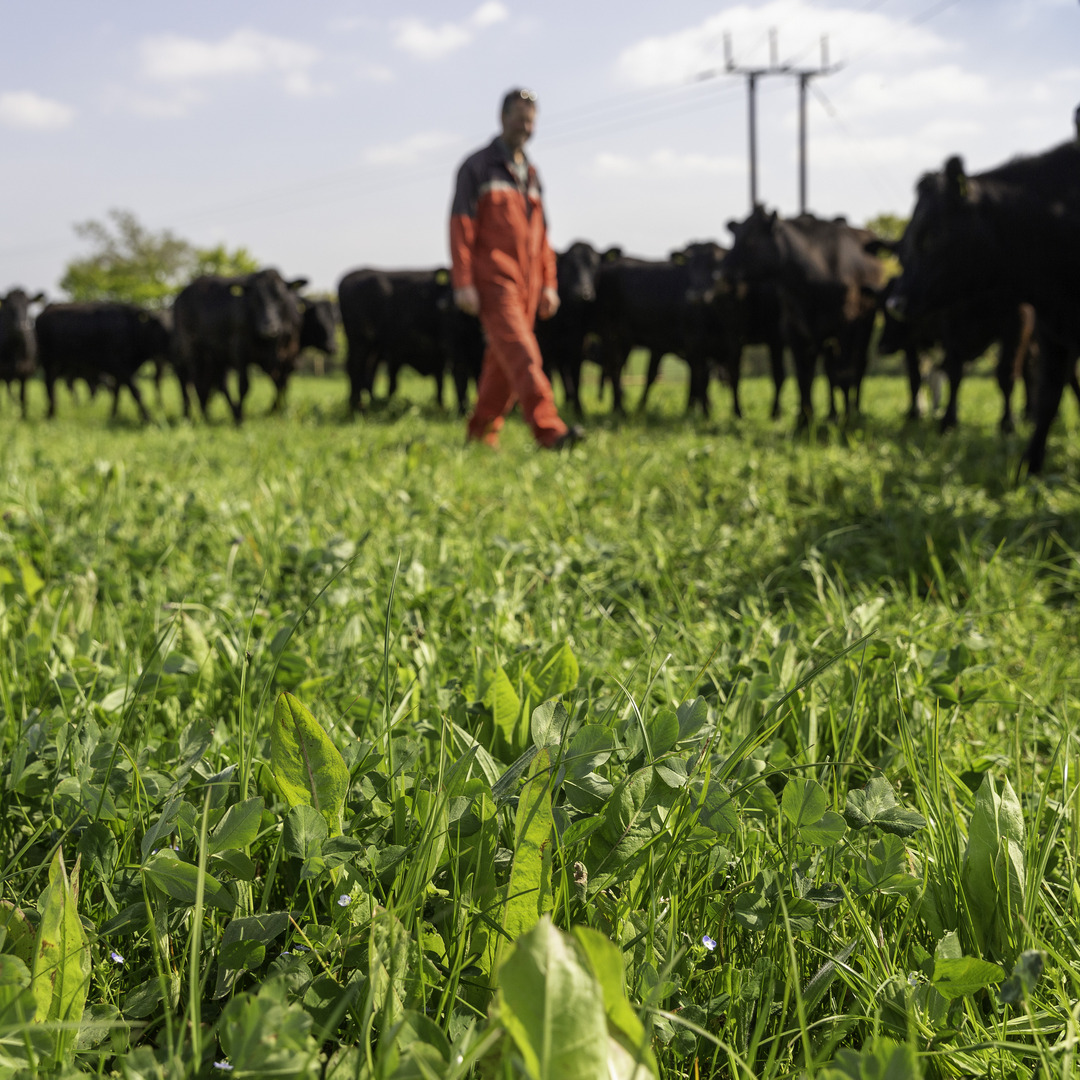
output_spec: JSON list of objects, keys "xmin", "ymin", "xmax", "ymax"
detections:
[
  {"xmin": 593, "ymin": 242, "xmax": 735, "ymax": 417},
  {"xmin": 889, "ymin": 141, "xmax": 1080, "ymax": 473},
  {"xmin": 724, "ymin": 209, "xmax": 884, "ymax": 425},
  {"xmin": 337, "ymin": 268, "xmax": 483, "ymax": 416},
  {"xmin": 536, "ymin": 240, "xmax": 601, "ymax": 415},
  {"xmin": 35, "ymin": 302, "xmax": 169, "ymax": 421},
  {"xmin": 0, "ymin": 288, "xmax": 45, "ymax": 417},
  {"xmin": 172, "ymin": 269, "xmax": 307, "ymax": 423},
  {"xmin": 710, "ymin": 279, "xmax": 787, "ymax": 419},
  {"xmin": 874, "ymin": 267, "xmax": 1035, "ymax": 432},
  {"xmin": 299, "ymin": 297, "xmax": 337, "ymax": 371}
]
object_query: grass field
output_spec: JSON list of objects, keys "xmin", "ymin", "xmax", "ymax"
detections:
[{"xmin": 2, "ymin": 361, "xmax": 1080, "ymax": 1079}]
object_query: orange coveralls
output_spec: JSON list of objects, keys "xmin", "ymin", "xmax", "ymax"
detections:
[{"xmin": 450, "ymin": 137, "xmax": 567, "ymax": 447}]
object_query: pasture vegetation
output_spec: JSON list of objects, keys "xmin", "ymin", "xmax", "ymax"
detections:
[{"xmin": 2, "ymin": 361, "xmax": 1080, "ymax": 1079}]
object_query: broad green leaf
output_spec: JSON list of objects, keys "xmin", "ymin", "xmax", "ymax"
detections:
[
  {"xmin": 142, "ymin": 850, "xmax": 235, "ymax": 913},
  {"xmin": 214, "ymin": 912, "xmax": 290, "ymax": 998},
  {"xmin": 0, "ymin": 902, "xmax": 34, "ymax": 965},
  {"xmin": 484, "ymin": 666, "xmax": 524, "ymax": 757},
  {"xmin": 283, "ymin": 804, "xmax": 327, "ymax": 861},
  {"xmin": 676, "ymin": 697, "xmax": 709, "ymax": 742},
  {"xmin": 800, "ymin": 811, "xmax": 847, "ymax": 847},
  {"xmin": 998, "ymin": 949, "xmax": 1045, "ymax": 1004},
  {"xmin": 645, "ymin": 710, "xmax": 679, "ymax": 758},
  {"xmin": 844, "ymin": 777, "xmax": 926, "ymax": 836},
  {"xmin": 932, "ymin": 956, "xmax": 1005, "ymax": 999},
  {"xmin": 588, "ymin": 768, "xmax": 654, "ymax": 887},
  {"xmin": 782, "ymin": 778, "xmax": 827, "ymax": 828},
  {"xmin": 500, "ymin": 747, "xmax": 554, "ymax": 967},
  {"xmin": 498, "ymin": 917, "xmax": 609, "ymax": 1080},
  {"xmin": 0, "ymin": 954, "xmax": 36, "ymax": 1028},
  {"xmin": 270, "ymin": 691, "xmax": 350, "ymax": 837},
  {"xmin": 531, "ymin": 700, "xmax": 570, "ymax": 749},
  {"xmin": 219, "ymin": 979, "xmax": 319, "ymax": 1076},
  {"xmin": 698, "ymin": 779, "xmax": 738, "ymax": 834},
  {"xmin": 822, "ymin": 1038, "xmax": 922, "ymax": 1080},
  {"xmin": 31, "ymin": 849, "xmax": 90, "ymax": 1031},
  {"xmin": 370, "ymin": 910, "xmax": 423, "ymax": 1025},
  {"xmin": 527, "ymin": 642, "xmax": 580, "ymax": 702},
  {"xmin": 855, "ymin": 834, "xmax": 919, "ymax": 896},
  {"xmin": 573, "ymin": 926, "xmax": 657, "ymax": 1076},
  {"xmin": 209, "ymin": 797, "xmax": 264, "ymax": 855},
  {"xmin": 962, "ymin": 774, "xmax": 1026, "ymax": 960},
  {"xmin": 565, "ymin": 725, "xmax": 616, "ymax": 781}
]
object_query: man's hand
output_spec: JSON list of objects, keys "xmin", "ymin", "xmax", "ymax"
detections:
[
  {"xmin": 454, "ymin": 286, "xmax": 480, "ymax": 316},
  {"xmin": 538, "ymin": 286, "xmax": 560, "ymax": 320}
]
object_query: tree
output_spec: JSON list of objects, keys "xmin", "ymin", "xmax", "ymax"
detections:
[
  {"xmin": 60, "ymin": 209, "xmax": 259, "ymax": 307},
  {"xmin": 863, "ymin": 212, "xmax": 908, "ymax": 242}
]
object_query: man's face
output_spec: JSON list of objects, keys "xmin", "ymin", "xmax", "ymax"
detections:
[{"xmin": 501, "ymin": 101, "xmax": 536, "ymax": 153}]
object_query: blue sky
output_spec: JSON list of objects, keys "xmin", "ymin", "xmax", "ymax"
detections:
[{"xmin": 2, "ymin": 0, "xmax": 1077, "ymax": 295}]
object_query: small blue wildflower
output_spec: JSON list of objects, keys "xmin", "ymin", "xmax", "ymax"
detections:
[
  {"xmin": 701, "ymin": 935, "xmax": 717, "ymax": 951},
  {"xmin": 293, "ymin": 944, "xmax": 308, "ymax": 953},
  {"xmin": 338, "ymin": 894, "xmax": 351, "ymax": 907},
  {"xmin": 110, "ymin": 950, "xmax": 125, "ymax": 965},
  {"xmin": 213, "ymin": 1062, "xmax": 234, "ymax": 1072},
  {"xmin": 280, "ymin": 949, "xmax": 291, "ymax": 956}
]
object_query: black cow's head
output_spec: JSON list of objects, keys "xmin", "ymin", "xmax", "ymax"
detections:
[
  {"xmin": 675, "ymin": 240, "xmax": 727, "ymax": 304},
  {"xmin": 241, "ymin": 269, "xmax": 306, "ymax": 341},
  {"xmin": 299, "ymin": 297, "xmax": 337, "ymax": 356},
  {"xmin": 722, "ymin": 206, "xmax": 784, "ymax": 285},
  {"xmin": 556, "ymin": 241, "xmax": 601, "ymax": 305},
  {"xmin": 0, "ymin": 288, "xmax": 45, "ymax": 361},
  {"xmin": 889, "ymin": 157, "xmax": 1003, "ymax": 320}
]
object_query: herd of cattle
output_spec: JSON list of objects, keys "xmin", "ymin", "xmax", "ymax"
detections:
[{"xmin": 1, "ymin": 133, "xmax": 1078, "ymax": 472}]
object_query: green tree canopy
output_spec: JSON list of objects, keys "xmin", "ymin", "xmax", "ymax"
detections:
[
  {"xmin": 864, "ymin": 212, "xmax": 909, "ymax": 242},
  {"xmin": 60, "ymin": 209, "xmax": 259, "ymax": 308}
]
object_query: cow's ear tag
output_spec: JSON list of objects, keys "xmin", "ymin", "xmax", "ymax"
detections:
[
  {"xmin": 435, "ymin": 269, "xmax": 449, "ymax": 285},
  {"xmin": 230, "ymin": 284, "xmax": 244, "ymax": 297}
]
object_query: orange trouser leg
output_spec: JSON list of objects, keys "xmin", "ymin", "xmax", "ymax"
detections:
[
  {"xmin": 469, "ymin": 289, "xmax": 567, "ymax": 447},
  {"xmin": 467, "ymin": 343, "xmax": 513, "ymax": 446}
]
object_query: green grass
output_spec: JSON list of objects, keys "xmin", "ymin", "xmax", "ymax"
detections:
[{"xmin": 1, "ymin": 362, "xmax": 1080, "ymax": 1079}]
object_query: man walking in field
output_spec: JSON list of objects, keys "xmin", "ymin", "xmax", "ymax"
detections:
[{"xmin": 450, "ymin": 88, "xmax": 583, "ymax": 449}]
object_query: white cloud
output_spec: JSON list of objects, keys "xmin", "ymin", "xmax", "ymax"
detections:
[
  {"xmin": 839, "ymin": 65, "xmax": 987, "ymax": 119},
  {"xmin": 140, "ymin": 28, "xmax": 321, "ymax": 97},
  {"xmin": 591, "ymin": 148, "xmax": 742, "ymax": 178},
  {"xmin": 471, "ymin": 2, "xmax": 509, "ymax": 29},
  {"xmin": 365, "ymin": 131, "xmax": 461, "ymax": 166},
  {"xmin": 358, "ymin": 64, "xmax": 395, "ymax": 83},
  {"xmin": 0, "ymin": 90, "xmax": 74, "ymax": 130},
  {"xmin": 615, "ymin": 0, "xmax": 950, "ymax": 88},
  {"xmin": 392, "ymin": 2, "xmax": 509, "ymax": 60}
]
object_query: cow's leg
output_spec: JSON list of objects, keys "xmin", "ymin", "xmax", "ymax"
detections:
[
  {"xmin": 18, "ymin": 378, "xmax": 28, "ymax": 420},
  {"xmin": 904, "ymin": 348, "xmax": 922, "ymax": 420},
  {"xmin": 44, "ymin": 374, "xmax": 58, "ymax": 419},
  {"xmin": 385, "ymin": 364, "xmax": 399, "ymax": 404},
  {"xmin": 1023, "ymin": 334, "xmax": 1071, "ymax": 476},
  {"xmin": 126, "ymin": 378, "xmax": 151, "ymax": 423},
  {"xmin": 939, "ymin": 349, "xmax": 962, "ymax": 432},
  {"xmin": 347, "ymin": 351, "xmax": 367, "ymax": 415},
  {"xmin": 638, "ymin": 350, "xmax": 663, "ymax": 413},
  {"xmin": 791, "ymin": 341, "xmax": 815, "ymax": 429},
  {"xmin": 995, "ymin": 344, "xmax": 1017, "ymax": 434},
  {"xmin": 687, "ymin": 357, "xmax": 710, "ymax": 417},
  {"xmin": 232, "ymin": 368, "xmax": 249, "ymax": 425},
  {"xmin": 768, "ymin": 341, "xmax": 785, "ymax": 419}
]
